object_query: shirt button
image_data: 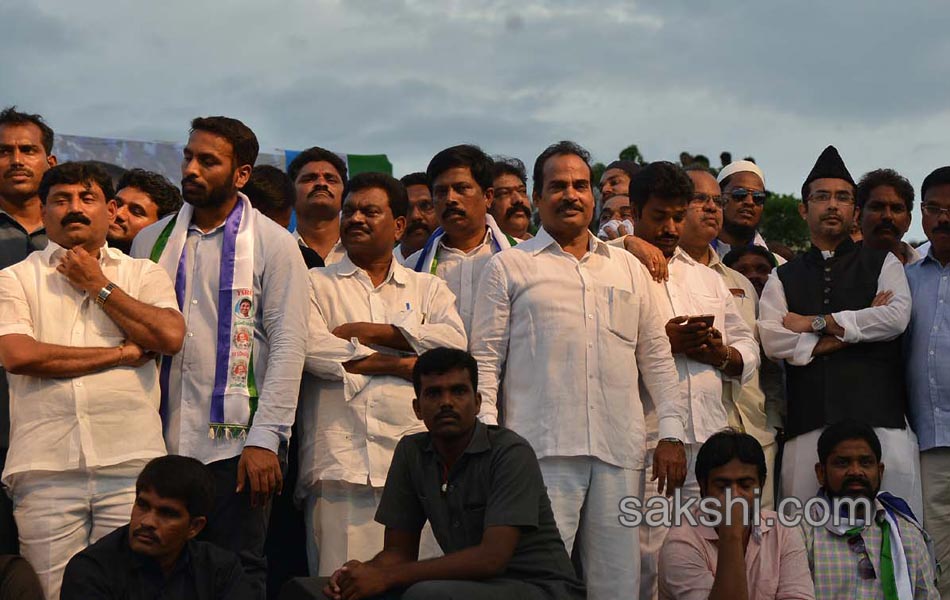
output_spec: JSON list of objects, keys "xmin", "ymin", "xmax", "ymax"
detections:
[
  {"xmin": 588, "ymin": 342, "xmax": 593, "ymax": 348},
  {"xmin": 587, "ymin": 314, "xmax": 594, "ymax": 319},
  {"xmin": 192, "ymin": 299, "xmax": 198, "ymax": 305},
  {"xmin": 453, "ymin": 521, "xmax": 461, "ymax": 528},
  {"xmin": 823, "ymin": 299, "xmax": 830, "ymax": 305},
  {"xmin": 75, "ymin": 381, "xmax": 83, "ymax": 387},
  {"xmin": 930, "ymin": 351, "xmax": 935, "ymax": 355},
  {"xmin": 368, "ymin": 435, "xmax": 375, "ymax": 441},
  {"xmin": 187, "ymin": 332, "xmax": 194, "ymax": 337}
]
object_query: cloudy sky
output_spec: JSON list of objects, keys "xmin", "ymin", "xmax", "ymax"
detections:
[{"xmin": 5, "ymin": 1, "xmax": 949, "ymax": 239}]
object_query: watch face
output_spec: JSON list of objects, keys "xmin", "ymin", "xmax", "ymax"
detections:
[{"xmin": 812, "ymin": 316, "xmax": 826, "ymax": 331}]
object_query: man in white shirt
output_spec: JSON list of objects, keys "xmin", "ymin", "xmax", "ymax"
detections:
[
  {"xmin": 299, "ymin": 172, "xmax": 467, "ymax": 576},
  {"xmin": 407, "ymin": 145, "xmax": 517, "ymax": 335},
  {"xmin": 681, "ymin": 166, "xmax": 779, "ymax": 507},
  {"xmin": 489, "ymin": 156, "xmax": 533, "ymax": 241},
  {"xmin": 394, "ymin": 172, "xmax": 437, "ymax": 265},
  {"xmin": 0, "ymin": 162, "xmax": 184, "ymax": 600},
  {"xmin": 714, "ymin": 160, "xmax": 785, "ymax": 266},
  {"xmin": 132, "ymin": 117, "xmax": 310, "ymax": 596},
  {"xmin": 470, "ymin": 141, "xmax": 687, "ymax": 600},
  {"xmin": 758, "ymin": 145, "xmax": 921, "ymax": 517},
  {"xmin": 627, "ymin": 162, "xmax": 759, "ymax": 599},
  {"xmin": 288, "ymin": 146, "xmax": 348, "ymax": 265}
]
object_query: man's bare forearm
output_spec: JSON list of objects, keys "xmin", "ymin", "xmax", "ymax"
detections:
[
  {"xmin": 379, "ymin": 541, "xmax": 513, "ymax": 590},
  {"xmin": 100, "ymin": 288, "xmax": 184, "ymax": 354},
  {"xmin": 0, "ymin": 334, "xmax": 126, "ymax": 378},
  {"xmin": 343, "ymin": 353, "xmax": 413, "ymax": 380},
  {"xmin": 812, "ymin": 335, "xmax": 848, "ymax": 356},
  {"xmin": 708, "ymin": 533, "xmax": 748, "ymax": 600}
]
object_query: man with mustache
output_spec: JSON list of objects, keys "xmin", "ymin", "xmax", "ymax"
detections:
[
  {"xmin": 394, "ymin": 172, "xmax": 437, "ymax": 265},
  {"xmin": 299, "ymin": 172, "xmax": 466, "ymax": 577},
  {"xmin": 316, "ymin": 348, "xmax": 584, "ymax": 600},
  {"xmin": 0, "ymin": 107, "xmax": 57, "ymax": 555},
  {"xmin": 856, "ymin": 169, "xmax": 921, "ymax": 265},
  {"xmin": 0, "ymin": 161, "xmax": 185, "ymax": 599},
  {"xmin": 714, "ymin": 160, "xmax": 785, "ymax": 265},
  {"xmin": 288, "ymin": 146, "xmax": 348, "ymax": 265},
  {"xmin": 107, "ymin": 169, "xmax": 182, "ymax": 255},
  {"xmin": 903, "ymin": 166, "xmax": 950, "ymax": 598},
  {"xmin": 759, "ymin": 146, "xmax": 921, "ymax": 518},
  {"xmin": 132, "ymin": 117, "xmax": 310, "ymax": 597},
  {"xmin": 60, "ymin": 455, "xmax": 255, "ymax": 599},
  {"xmin": 470, "ymin": 142, "xmax": 687, "ymax": 599},
  {"xmin": 489, "ymin": 157, "xmax": 533, "ymax": 241},
  {"xmin": 801, "ymin": 421, "xmax": 938, "ymax": 599},
  {"xmin": 408, "ymin": 145, "xmax": 517, "ymax": 335},
  {"xmin": 629, "ymin": 162, "xmax": 758, "ymax": 599}
]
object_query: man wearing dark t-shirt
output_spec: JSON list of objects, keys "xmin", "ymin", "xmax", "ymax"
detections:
[{"xmin": 322, "ymin": 348, "xmax": 584, "ymax": 600}]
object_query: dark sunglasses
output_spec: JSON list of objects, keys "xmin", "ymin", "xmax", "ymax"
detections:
[{"xmin": 729, "ymin": 188, "xmax": 767, "ymax": 206}]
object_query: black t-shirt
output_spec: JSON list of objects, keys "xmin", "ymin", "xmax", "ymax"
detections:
[
  {"xmin": 60, "ymin": 524, "xmax": 256, "ymax": 600},
  {"xmin": 375, "ymin": 422, "xmax": 585, "ymax": 599}
]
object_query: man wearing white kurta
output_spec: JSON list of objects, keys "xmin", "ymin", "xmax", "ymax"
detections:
[
  {"xmin": 0, "ymin": 162, "xmax": 184, "ymax": 600},
  {"xmin": 470, "ymin": 143, "xmax": 687, "ymax": 600},
  {"xmin": 299, "ymin": 172, "xmax": 467, "ymax": 576}
]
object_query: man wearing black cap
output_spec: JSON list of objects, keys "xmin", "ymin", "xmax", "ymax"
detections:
[{"xmin": 757, "ymin": 146, "xmax": 921, "ymax": 516}]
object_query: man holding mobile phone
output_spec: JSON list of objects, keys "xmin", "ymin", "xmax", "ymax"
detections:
[{"xmin": 629, "ymin": 161, "xmax": 760, "ymax": 600}]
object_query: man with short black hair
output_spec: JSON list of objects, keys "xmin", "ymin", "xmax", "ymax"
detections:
[
  {"xmin": 724, "ymin": 245, "xmax": 777, "ymax": 298},
  {"xmin": 658, "ymin": 430, "xmax": 814, "ymax": 600},
  {"xmin": 245, "ymin": 165, "xmax": 323, "ymax": 269},
  {"xmin": 759, "ymin": 146, "xmax": 921, "ymax": 517},
  {"xmin": 856, "ymin": 168, "xmax": 920, "ymax": 265},
  {"xmin": 407, "ymin": 145, "xmax": 516, "ymax": 335},
  {"xmin": 1, "ymin": 161, "xmax": 185, "ymax": 599},
  {"xmin": 395, "ymin": 173, "xmax": 436, "ymax": 265},
  {"xmin": 489, "ymin": 157, "xmax": 532, "ymax": 241},
  {"xmin": 132, "ymin": 117, "xmax": 310, "ymax": 596},
  {"xmin": 108, "ymin": 168, "xmax": 182, "ymax": 255},
  {"xmin": 801, "ymin": 421, "xmax": 938, "ymax": 600},
  {"xmin": 471, "ymin": 141, "xmax": 686, "ymax": 599},
  {"xmin": 904, "ymin": 165, "xmax": 950, "ymax": 597},
  {"xmin": 61, "ymin": 455, "xmax": 256, "ymax": 599},
  {"xmin": 300, "ymin": 172, "xmax": 466, "ymax": 576},
  {"xmin": 320, "ymin": 348, "xmax": 584, "ymax": 600},
  {"xmin": 599, "ymin": 159, "xmax": 639, "ymax": 201},
  {"xmin": 288, "ymin": 146, "xmax": 349, "ymax": 264},
  {"xmin": 0, "ymin": 107, "xmax": 56, "ymax": 554}
]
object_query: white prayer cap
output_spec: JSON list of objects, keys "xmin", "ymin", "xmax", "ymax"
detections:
[{"xmin": 717, "ymin": 160, "xmax": 765, "ymax": 186}]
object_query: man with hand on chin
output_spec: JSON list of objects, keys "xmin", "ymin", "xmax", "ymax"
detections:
[
  {"xmin": 323, "ymin": 348, "xmax": 584, "ymax": 600},
  {"xmin": 0, "ymin": 161, "xmax": 184, "ymax": 599},
  {"xmin": 299, "ymin": 172, "xmax": 466, "ymax": 577},
  {"xmin": 470, "ymin": 141, "xmax": 686, "ymax": 599}
]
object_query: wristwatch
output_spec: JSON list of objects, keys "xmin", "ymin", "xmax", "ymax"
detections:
[
  {"xmin": 95, "ymin": 282, "xmax": 118, "ymax": 307},
  {"xmin": 811, "ymin": 315, "xmax": 827, "ymax": 334}
]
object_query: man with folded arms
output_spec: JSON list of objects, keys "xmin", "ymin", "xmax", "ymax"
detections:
[
  {"xmin": 0, "ymin": 162, "xmax": 184, "ymax": 599},
  {"xmin": 299, "ymin": 172, "xmax": 466, "ymax": 576}
]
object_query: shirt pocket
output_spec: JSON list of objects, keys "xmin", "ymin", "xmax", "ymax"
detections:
[{"xmin": 603, "ymin": 287, "xmax": 640, "ymax": 343}]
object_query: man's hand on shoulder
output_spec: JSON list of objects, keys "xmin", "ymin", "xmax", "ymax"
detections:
[{"xmin": 622, "ymin": 235, "xmax": 668, "ymax": 282}]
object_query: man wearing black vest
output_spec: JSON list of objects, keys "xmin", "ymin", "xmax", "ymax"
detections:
[{"xmin": 758, "ymin": 146, "xmax": 922, "ymax": 517}]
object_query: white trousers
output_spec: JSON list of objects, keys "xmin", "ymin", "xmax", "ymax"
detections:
[
  {"xmin": 305, "ymin": 480, "xmax": 441, "ymax": 577},
  {"xmin": 780, "ymin": 424, "xmax": 923, "ymax": 518},
  {"xmin": 9, "ymin": 459, "xmax": 146, "ymax": 600},
  {"xmin": 920, "ymin": 448, "xmax": 950, "ymax": 598},
  {"xmin": 538, "ymin": 456, "xmax": 643, "ymax": 600},
  {"xmin": 638, "ymin": 444, "xmax": 702, "ymax": 600}
]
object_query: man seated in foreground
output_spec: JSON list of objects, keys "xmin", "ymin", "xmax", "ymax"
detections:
[
  {"xmin": 323, "ymin": 347, "xmax": 585, "ymax": 600},
  {"xmin": 658, "ymin": 429, "xmax": 815, "ymax": 600},
  {"xmin": 801, "ymin": 421, "xmax": 938, "ymax": 599},
  {"xmin": 60, "ymin": 455, "xmax": 257, "ymax": 600}
]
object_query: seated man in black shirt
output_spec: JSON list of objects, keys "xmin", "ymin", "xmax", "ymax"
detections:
[
  {"xmin": 61, "ymin": 455, "xmax": 257, "ymax": 599},
  {"xmin": 323, "ymin": 347, "xmax": 585, "ymax": 600}
]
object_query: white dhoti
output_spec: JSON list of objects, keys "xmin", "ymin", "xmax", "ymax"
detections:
[
  {"xmin": 779, "ymin": 423, "xmax": 922, "ymax": 518},
  {"xmin": 538, "ymin": 456, "xmax": 644, "ymax": 600},
  {"xmin": 305, "ymin": 480, "xmax": 440, "ymax": 576}
]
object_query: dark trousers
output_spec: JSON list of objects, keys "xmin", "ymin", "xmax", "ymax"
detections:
[
  {"xmin": 200, "ymin": 454, "xmax": 273, "ymax": 599},
  {"xmin": 265, "ymin": 428, "xmax": 308, "ymax": 599}
]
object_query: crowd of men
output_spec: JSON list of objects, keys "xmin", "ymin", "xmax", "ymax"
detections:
[{"xmin": 0, "ymin": 104, "xmax": 947, "ymax": 600}]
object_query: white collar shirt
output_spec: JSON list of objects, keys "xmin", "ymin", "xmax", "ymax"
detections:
[
  {"xmin": 298, "ymin": 254, "xmax": 467, "ymax": 492},
  {"xmin": 0, "ymin": 242, "xmax": 177, "ymax": 483},
  {"xmin": 642, "ymin": 248, "xmax": 759, "ymax": 445},
  {"xmin": 469, "ymin": 228, "xmax": 686, "ymax": 469},
  {"xmin": 405, "ymin": 228, "xmax": 498, "ymax": 335},
  {"xmin": 131, "ymin": 212, "xmax": 310, "ymax": 464}
]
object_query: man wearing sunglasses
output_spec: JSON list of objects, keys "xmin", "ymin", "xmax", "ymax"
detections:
[
  {"xmin": 758, "ymin": 146, "xmax": 921, "ymax": 519},
  {"xmin": 714, "ymin": 160, "xmax": 785, "ymax": 266},
  {"xmin": 801, "ymin": 421, "xmax": 937, "ymax": 600}
]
